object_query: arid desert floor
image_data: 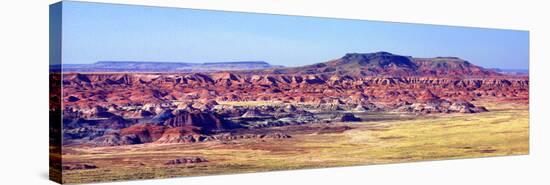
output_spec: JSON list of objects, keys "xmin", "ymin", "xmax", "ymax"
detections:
[{"xmin": 60, "ymin": 101, "xmax": 528, "ymax": 184}]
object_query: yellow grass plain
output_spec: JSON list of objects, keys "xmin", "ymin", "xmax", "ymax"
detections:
[{"xmin": 61, "ymin": 101, "xmax": 528, "ymax": 184}]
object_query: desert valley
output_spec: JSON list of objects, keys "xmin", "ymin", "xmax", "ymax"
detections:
[{"xmin": 50, "ymin": 52, "xmax": 529, "ymax": 183}]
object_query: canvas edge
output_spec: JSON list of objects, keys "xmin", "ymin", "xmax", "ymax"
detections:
[{"xmin": 49, "ymin": 1, "xmax": 64, "ymax": 184}]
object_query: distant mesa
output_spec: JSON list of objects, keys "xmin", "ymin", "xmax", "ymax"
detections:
[
  {"xmin": 203, "ymin": 61, "xmax": 270, "ymax": 65},
  {"xmin": 262, "ymin": 51, "xmax": 501, "ymax": 77},
  {"xmin": 60, "ymin": 60, "xmax": 280, "ymax": 73}
]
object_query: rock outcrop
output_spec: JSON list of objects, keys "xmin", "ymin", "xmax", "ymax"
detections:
[
  {"xmin": 62, "ymin": 164, "xmax": 97, "ymax": 170},
  {"xmin": 339, "ymin": 113, "xmax": 361, "ymax": 122},
  {"xmin": 165, "ymin": 157, "xmax": 208, "ymax": 165}
]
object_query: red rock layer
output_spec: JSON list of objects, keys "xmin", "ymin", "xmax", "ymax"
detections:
[{"xmin": 61, "ymin": 73, "xmax": 529, "ymax": 110}]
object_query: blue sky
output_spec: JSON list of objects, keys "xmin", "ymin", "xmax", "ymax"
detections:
[{"xmin": 62, "ymin": 1, "xmax": 529, "ymax": 69}]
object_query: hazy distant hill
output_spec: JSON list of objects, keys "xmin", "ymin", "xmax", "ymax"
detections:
[
  {"xmin": 488, "ymin": 68, "xmax": 529, "ymax": 76},
  {"xmin": 57, "ymin": 61, "xmax": 281, "ymax": 72}
]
